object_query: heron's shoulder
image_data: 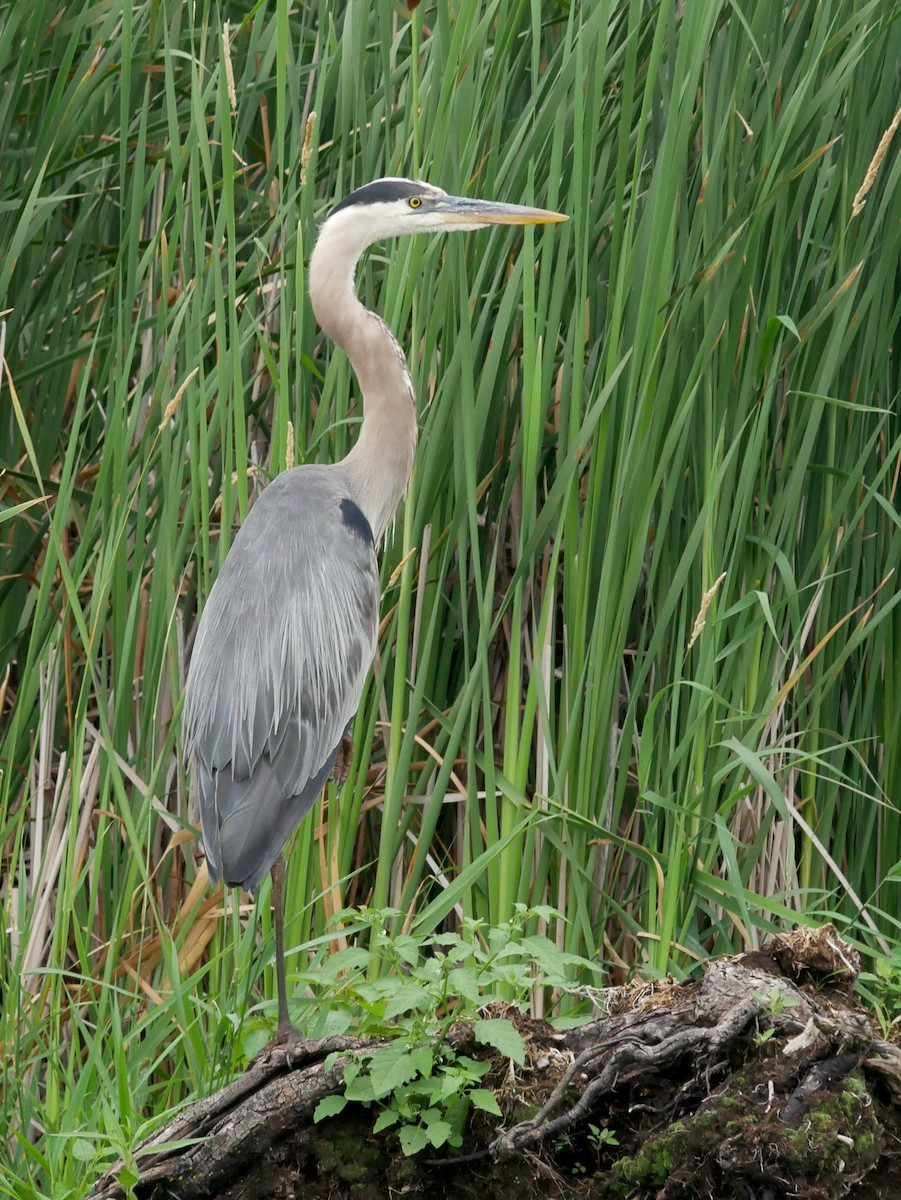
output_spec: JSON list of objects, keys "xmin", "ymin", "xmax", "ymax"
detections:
[
  {"xmin": 241, "ymin": 466, "xmax": 374, "ymax": 547},
  {"xmin": 249, "ymin": 465, "xmax": 347, "ymax": 511}
]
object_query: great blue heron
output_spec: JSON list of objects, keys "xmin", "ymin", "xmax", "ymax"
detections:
[{"xmin": 182, "ymin": 178, "xmax": 566, "ymax": 1043}]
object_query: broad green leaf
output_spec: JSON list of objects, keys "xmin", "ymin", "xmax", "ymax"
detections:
[
  {"xmin": 399, "ymin": 1124, "xmax": 430, "ymax": 1157},
  {"xmin": 318, "ymin": 948, "xmax": 372, "ymax": 979},
  {"xmin": 373, "ymin": 1109, "xmax": 400, "ymax": 1133},
  {"xmin": 383, "ymin": 980, "xmax": 431, "ymax": 1019},
  {"xmin": 473, "ymin": 1020, "xmax": 526, "ymax": 1066},
  {"xmin": 407, "ymin": 1045, "xmax": 435, "ymax": 1078},
  {"xmin": 70, "ymin": 1138, "xmax": 96, "ymax": 1163},
  {"xmin": 422, "ymin": 1115, "xmax": 454, "ymax": 1148},
  {"xmin": 469, "ymin": 1089, "xmax": 502, "ymax": 1116},
  {"xmin": 455, "ymin": 1056, "xmax": 492, "ymax": 1080},
  {"xmin": 369, "ymin": 1047, "xmax": 421, "ymax": 1098},
  {"xmin": 314, "ymin": 1095, "xmax": 348, "ymax": 1123},
  {"xmin": 447, "ymin": 967, "xmax": 483, "ymax": 1004},
  {"xmin": 344, "ymin": 1074, "xmax": 376, "ymax": 1103}
]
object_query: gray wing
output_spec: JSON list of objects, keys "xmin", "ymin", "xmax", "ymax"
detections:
[{"xmin": 182, "ymin": 466, "xmax": 379, "ymax": 890}]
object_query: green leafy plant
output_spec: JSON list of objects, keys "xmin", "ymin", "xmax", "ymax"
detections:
[
  {"xmin": 587, "ymin": 1122, "xmax": 619, "ymax": 1151},
  {"xmin": 753, "ymin": 986, "xmax": 800, "ymax": 1045},
  {"xmin": 754, "ymin": 985, "xmax": 801, "ymax": 1018},
  {"xmin": 554, "ymin": 1121, "xmax": 620, "ymax": 1176},
  {"xmin": 309, "ymin": 904, "xmax": 599, "ymax": 1153},
  {"xmin": 857, "ymin": 952, "xmax": 901, "ymax": 1037}
]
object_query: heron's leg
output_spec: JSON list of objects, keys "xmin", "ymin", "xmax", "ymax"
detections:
[
  {"xmin": 271, "ymin": 856, "xmax": 301, "ymax": 1043},
  {"xmin": 332, "ymin": 732, "xmax": 355, "ymax": 788}
]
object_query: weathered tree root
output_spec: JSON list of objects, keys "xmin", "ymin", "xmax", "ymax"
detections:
[
  {"xmin": 490, "ymin": 989, "xmax": 763, "ymax": 1161},
  {"xmin": 88, "ymin": 926, "xmax": 901, "ymax": 1200},
  {"xmin": 89, "ymin": 1036, "xmax": 369, "ymax": 1199}
]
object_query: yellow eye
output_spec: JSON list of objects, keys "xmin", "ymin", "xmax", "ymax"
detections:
[{"xmin": 408, "ymin": 196, "xmax": 422, "ymax": 208}]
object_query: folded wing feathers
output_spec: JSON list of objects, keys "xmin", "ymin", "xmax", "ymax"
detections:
[{"xmin": 183, "ymin": 468, "xmax": 379, "ymax": 888}]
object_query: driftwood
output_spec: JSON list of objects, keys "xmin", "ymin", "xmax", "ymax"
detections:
[{"xmin": 89, "ymin": 926, "xmax": 901, "ymax": 1200}]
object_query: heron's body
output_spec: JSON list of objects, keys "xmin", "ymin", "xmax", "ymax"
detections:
[
  {"xmin": 182, "ymin": 466, "xmax": 379, "ymax": 889},
  {"xmin": 181, "ymin": 177, "xmax": 565, "ymax": 1040}
]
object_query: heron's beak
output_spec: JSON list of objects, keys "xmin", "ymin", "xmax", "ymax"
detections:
[{"xmin": 435, "ymin": 196, "xmax": 568, "ymax": 226}]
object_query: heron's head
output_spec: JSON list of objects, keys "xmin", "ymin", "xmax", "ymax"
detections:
[{"xmin": 323, "ymin": 177, "xmax": 567, "ymax": 248}]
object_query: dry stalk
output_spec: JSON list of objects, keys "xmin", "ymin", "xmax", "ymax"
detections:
[
  {"xmin": 852, "ymin": 106, "xmax": 901, "ymax": 217},
  {"xmin": 686, "ymin": 571, "xmax": 727, "ymax": 652}
]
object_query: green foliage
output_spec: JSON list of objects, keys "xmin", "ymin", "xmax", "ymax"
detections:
[
  {"xmin": 303, "ymin": 904, "xmax": 587, "ymax": 1154},
  {"xmin": 587, "ymin": 1122, "xmax": 619, "ymax": 1151},
  {"xmin": 755, "ymin": 986, "xmax": 800, "ymax": 1019},
  {"xmin": 555, "ymin": 1120, "xmax": 620, "ymax": 1177},
  {"xmin": 1, "ymin": 0, "xmax": 900, "ymax": 1192},
  {"xmin": 752, "ymin": 984, "xmax": 800, "ymax": 1044},
  {"xmin": 857, "ymin": 952, "xmax": 901, "ymax": 1037}
]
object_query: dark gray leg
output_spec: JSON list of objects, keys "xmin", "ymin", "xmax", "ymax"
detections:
[
  {"xmin": 271, "ymin": 855, "xmax": 300, "ymax": 1043},
  {"xmin": 333, "ymin": 732, "xmax": 354, "ymax": 788}
]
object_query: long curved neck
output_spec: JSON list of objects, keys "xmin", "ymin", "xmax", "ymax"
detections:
[{"xmin": 309, "ymin": 218, "xmax": 418, "ymax": 541}]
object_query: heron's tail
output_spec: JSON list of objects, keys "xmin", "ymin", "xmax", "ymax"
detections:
[{"xmin": 197, "ymin": 750, "xmax": 337, "ymax": 891}]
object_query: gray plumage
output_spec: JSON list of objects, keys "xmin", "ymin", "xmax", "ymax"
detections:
[
  {"xmin": 180, "ymin": 177, "xmax": 565, "ymax": 1041},
  {"xmin": 183, "ymin": 468, "xmax": 378, "ymax": 889}
]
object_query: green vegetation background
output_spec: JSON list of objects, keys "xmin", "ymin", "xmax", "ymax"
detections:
[{"xmin": 1, "ymin": 0, "xmax": 899, "ymax": 1191}]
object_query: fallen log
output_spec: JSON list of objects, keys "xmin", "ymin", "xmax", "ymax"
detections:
[{"xmin": 89, "ymin": 925, "xmax": 901, "ymax": 1200}]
